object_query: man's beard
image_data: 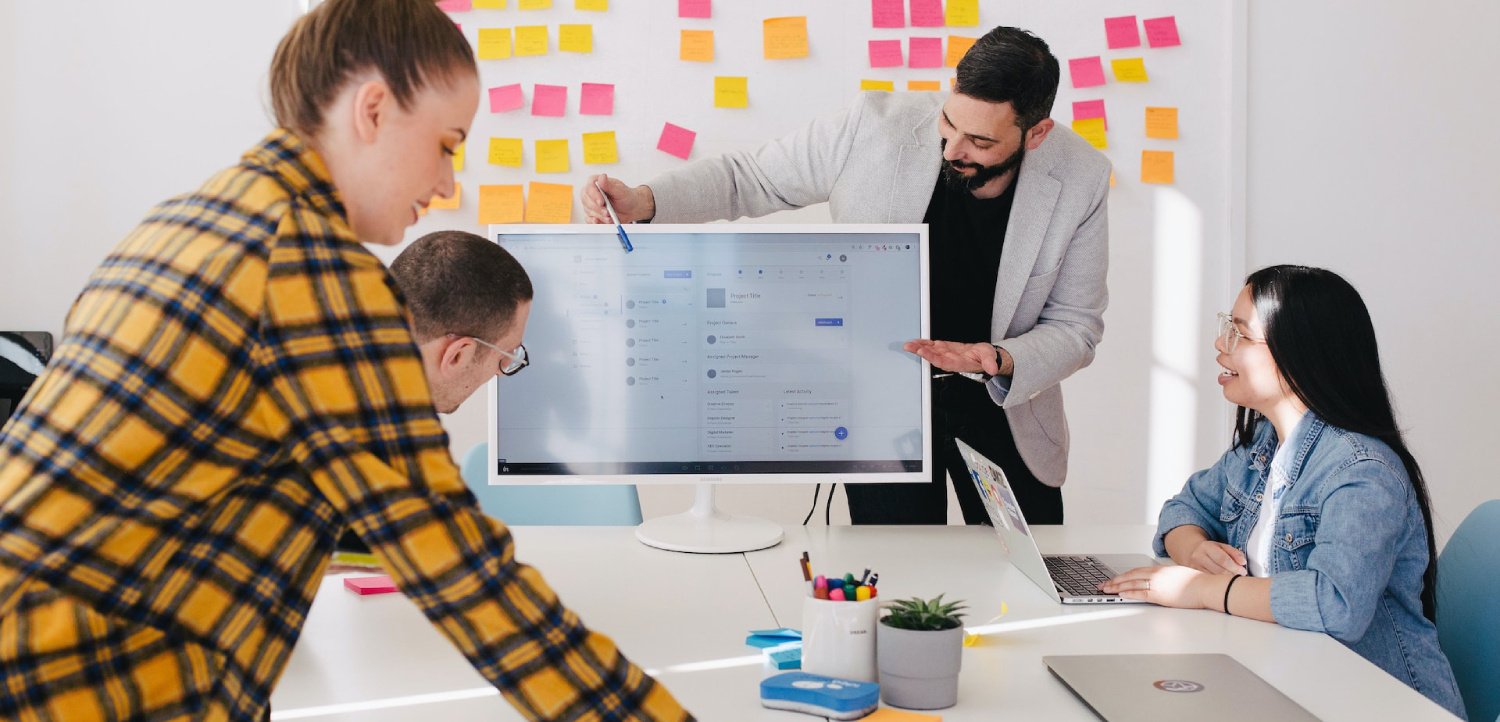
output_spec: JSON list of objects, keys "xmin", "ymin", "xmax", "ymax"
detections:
[{"xmin": 939, "ymin": 138, "xmax": 1026, "ymax": 194}]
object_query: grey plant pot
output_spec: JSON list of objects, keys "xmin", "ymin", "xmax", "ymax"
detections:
[{"xmin": 875, "ymin": 621, "xmax": 964, "ymax": 710}]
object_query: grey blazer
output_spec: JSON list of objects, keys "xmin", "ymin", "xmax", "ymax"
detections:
[{"xmin": 650, "ymin": 92, "xmax": 1111, "ymax": 487}]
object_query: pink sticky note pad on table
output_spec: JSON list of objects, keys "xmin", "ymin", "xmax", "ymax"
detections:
[
  {"xmin": 658, "ymin": 122, "xmax": 696, "ymax": 160},
  {"xmin": 868, "ymin": 39, "xmax": 903, "ymax": 68},
  {"xmin": 489, "ymin": 84, "xmax": 524, "ymax": 113},
  {"xmin": 1104, "ymin": 16, "xmax": 1140, "ymax": 49},
  {"xmin": 909, "ymin": 0, "xmax": 943, "ymax": 27},
  {"xmin": 580, "ymin": 82, "xmax": 614, "ymax": 115},
  {"xmin": 871, "ymin": 0, "xmax": 904, "ymax": 28},
  {"xmin": 1144, "ymin": 16, "xmax": 1181, "ymax": 48},
  {"xmin": 1072, "ymin": 99, "xmax": 1107, "ymax": 129},
  {"xmin": 908, "ymin": 37, "xmax": 942, "ymax": 68},
  {"xmin": 1069, "ymin": 57, "xmax": 1106, "ymax": 88},
  {"xmin": 344, "ymin": 575, "xmax": 398, "ymax": 595},
  {"xmin": 532, "ymin": 84, "xmax": 567, "ymax": 117},
  {"xmin": 678, "ymin": 0, "xmax": 710, "ymax": 19}
]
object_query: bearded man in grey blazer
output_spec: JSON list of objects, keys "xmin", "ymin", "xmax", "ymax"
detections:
[{"xmin": 583, "ymin": 26, "xmax": 1109, "ymax": 525}]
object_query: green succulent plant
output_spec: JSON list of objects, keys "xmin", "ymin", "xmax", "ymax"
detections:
[{"xmin": 880, "ymin": 594, "xmax": 968, "ymax": 631}]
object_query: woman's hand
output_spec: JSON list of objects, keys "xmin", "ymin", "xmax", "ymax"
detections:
[
  {"xmin": 1182, "ymin": 540, "xmax": 1248, "ymax": 576},
  {"xmin": 1100, "ymin": 565, "xmax": 1221, "ymax": 610}
]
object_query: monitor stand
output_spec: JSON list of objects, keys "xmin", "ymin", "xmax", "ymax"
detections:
[{"xmin": 636, "ymin": 484, "xmax": 784, "ymax": 554}]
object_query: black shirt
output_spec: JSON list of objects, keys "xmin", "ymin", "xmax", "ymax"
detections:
[{"xmin": 925, "ymin": 176, "xmax": 1017, "ymax": 345}]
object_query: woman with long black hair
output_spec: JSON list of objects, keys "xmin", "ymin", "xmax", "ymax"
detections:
[{"xmin": 1101, "ymin": 265, "xmax": 1466, "ymax": 718}]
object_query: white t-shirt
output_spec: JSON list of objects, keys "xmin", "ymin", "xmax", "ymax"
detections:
[{"xmin": 1245, "ymin": 416, "xmax": 1305, "ymax": 577}]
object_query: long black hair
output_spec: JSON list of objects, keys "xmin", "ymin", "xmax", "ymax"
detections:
[{"xmin": 1233, "ymin": 265, "xmax": 1439, "ymax": 622}]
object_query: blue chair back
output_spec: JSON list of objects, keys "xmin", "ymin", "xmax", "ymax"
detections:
[
  {"xmin": 459, "ymin": 443, "xmax": 642, "ymax": 526},
  {"xmin": 1437, "ymin": 499, "xmax": 1500, "ymax": 722}
]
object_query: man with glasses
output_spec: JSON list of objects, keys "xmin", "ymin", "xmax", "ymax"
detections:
[{"xmin": 582, "ymin": 26, "xmax": 1108, "ymax": 526}]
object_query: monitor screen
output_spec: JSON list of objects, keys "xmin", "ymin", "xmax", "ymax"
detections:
[{"xmin": 487, "ymin": 224, "xmax": 929, "ymax": 486}]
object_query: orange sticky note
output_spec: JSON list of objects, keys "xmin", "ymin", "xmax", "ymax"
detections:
[
  {"xmin": 862, "ymin": 708, "xmax": 942, "ymax": 722},
  {"xmin": 488, "ymin": 137, "xmax": 523, "ymax": 167},
  {"xmin": 714, "ymin": 76, "xmax": 748, "ymax": 108},
  {"xmin": 535, "ymin": 139, "xmax": 570, "ymax": 173},
  {"xmin": 477, "ymin": 28, "xmax": 513, "ymax": 60},
  {"xmin": 515, "ymin": 25, "xmax": 549, "ymax": 56},
  {"xmin": 1141, "ymin": 150, "xmax": 1175, "ymax": 184},
  {"xmin": 451, "ymin": 142, "xmax": 465, "ymax": 172},
  {"xmin": 478, "ymin": 184, "xmax": 524, "ymax": 224},
  {"xmin": 944, "ymin": 0, "xmax": 978, "ymax": 27},
  {"xmin": 907, "ymin": 80, "xmax": 941, "ymax": 91},
  {"xmin": 1145, "ymin": 106, "xmax": 1179, "ymax": 139},
  {"xmin": 1111, "ymin": 57, "xmax": 1148, "ymax": 82},
  {"xmin": 582, "ymin": 131, "xmax": 618, "ymax": 164},
  {"xmin": 576, "ymin": 0, "xmax": 607, "ymax": 10},
  {"xmin": 680, "ymin": 29, "xmax": 714, "ymax": 61},
  {"xmin": 1072, "ymin": 118, "xmax": 1107, "ymax": 150},
  {"xmin": 559, "ymin": 24, "xmax": 593, "ymax": 53},
  {"xmin": 428, "ymin": 183, "xmax": 461, "ymax": 210},
  {"xmin": 945, "ymin": 35, "xmax": 976, "ymax": 67},
  {"xmin": 763, "ymin": 16, "xmax": 809, "ymax": 60},
  {"xmin": 525, "ymin": 182, "xmax": 573, "ymax": 223},
  {"xmin": 860, "ymin": 79, "xmax": 895, "ymax": 92}
]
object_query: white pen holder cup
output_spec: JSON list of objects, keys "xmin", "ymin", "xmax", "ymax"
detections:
[{"xmin": 800, "ymin": 596, "xmax": 879, "ymax": 682}]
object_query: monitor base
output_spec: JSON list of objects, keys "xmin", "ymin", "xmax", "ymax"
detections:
[{"xmin": 636, "ymin": 484, "xmax": 784, "ymax": 554}]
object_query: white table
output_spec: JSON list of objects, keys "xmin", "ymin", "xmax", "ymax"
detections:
[{"xmin": 270, "ymin": 525, "xmax": 1457, "ymax": 720}]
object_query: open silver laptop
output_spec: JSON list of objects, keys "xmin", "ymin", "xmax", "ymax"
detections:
[
  {"xmin": 1044, "ymin": 654, "xmax": 1318, "ymax": 721},
  {"xmin": 955, "ymin": 438, "xmax": 1156, "ymax": 604}
]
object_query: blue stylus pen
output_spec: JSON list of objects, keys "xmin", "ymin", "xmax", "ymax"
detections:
[{"xmin": 594, "ymin": 181, "xmax": 633, "ymax": 253}]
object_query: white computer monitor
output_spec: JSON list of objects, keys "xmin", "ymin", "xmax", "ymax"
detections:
[{"xmin": 486, "ymin": 224, "xmax": 931, "ymax": 553}]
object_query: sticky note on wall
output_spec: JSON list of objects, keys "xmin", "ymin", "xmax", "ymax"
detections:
[
  {"xmin": 681, "ymin": 29, "xmax": 714, "ymax": 61},
  {"xmin": 909, "ymin": 37, "xmax": 942, "ymax": 68},
  {"xmin": 576, "ymin": 0, "xmax": 607, "ymax": 10},
  {"xmin": 860, "ymin": 79, "xmax": 895, "ymax": 92},
  {"xmin": 532, "ymin": 84, "xmax": 567, "ymax": 116},
  {"xmin": 535, "ymin": 139, "xmax": 570, "ymax": 173},
  {"xmin": 1073, "ymin": 99, "xmax": 1107, "ymax": 129},
  {"xmin": 1145, "ymin": 107, "xmax": 1179, "ymax": 139},
  {"xmin": 871, "ymin": 0, "xmax": 904, "ymax": 28},
  {"xmin": 763, "ymin": 17, "xmax": 809, "ymax": 60},
  {"xmin": 451, "ymin": 143, "xmax": 465, "ymax": 172},
  {"xmin": 519, "ymin": 0, "xmax": 550, "ymax": 8},
  {"xmin": 944, "ymin": 0, "xmax": 978, "ymax": 26},
  {"xmin": 1068, "ymin": 57, "xmax": 1106, "ymax": 88},
  {"xmin": 479, "ymin": 184, "xmax": 524, "ymax": 224},
  {"xmin": 437, "ymin": 0, "xmax": 472, "ymax": 11},
  {"xmin": 679, "ymin": 0, "xmax": 710, "ymax": 19},
  {"xmin": 714, "ymin": 76, "xmax": 748, "ymax": 108},
  {"xmin": 477, "ymin": 28, "xmax": 513, "ymax": 60},
  {"xmin": 1144, "ymin": 16, "xmax": 1182, "ymax": 47},
  {"xmin": 525, "ymin": 182, "xmax": 574, "ymax": 223},
  {"xmin": 907, "ymin": 80, "xmax": 941, "ymax": 91},
  {"xmin": 1111, "ymin": 58, "xmax": 1149, "ymax": 82},
  {"xmin": 1104, "ymin": 16, "xmax": 1140, "ymax": 49},
  {"xmin": 909, "ymin": 0, "xmax": 942, "ymax": 27},
  {"xmin": 869, "ymin": 40, "xmax": 903, "ymax": 68},
  {"xmin": 559, "ymin": 24, "xmax": 593, "ymax": 53},
  {"xmin": 473, "ymin": 0, "xmax": 506, "ymax": 8},
  {"xmin": 488, "ymin": 137, "xmax": 523, "ymax": 166},
  {"xmin": 582, "ymin": 131, "xmax": 618, "ymax": 164},
  {"xmin": 580, "ymin": 83, "xmax": 614, "ymax": 115},
  {"xmin": 1072, "ymin": 118, "xmax": 1107, "ymax": 150},
  {"xmin": 515, "ymin": 25, "xmax": 549, "ymax": 55},
  {"xmin": 658, "ymin": 122, "xmax": 696, "ymax": 159},
  {"xmin": 944, "ymin": 35, "xmax": 976, "ymax": 68},
  {"xmin": 489, "ymin": 83, "xmax": 524, "ymax": 112},
  {"xmin": 1141, "ymin": 150, "xmax": 1175, "ymax": 184}
]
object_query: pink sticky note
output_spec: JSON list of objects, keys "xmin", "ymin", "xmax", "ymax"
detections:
[
  {"xmin": 909, "ymin": 0, "xmax": 943, "ymax": 27},
  {"xmin": 871, "ymin": 0, "xmax": 904, "ymax": 28},
  {"xmin": 657, "ymin": 122, "xmax": 696, "ymax": 160},
  {"xmin": 908, "ymin": 37, "xmax": 942, "ymax": 68},
  {"xmin": 1104, "ymin": 16, "xmax": 1140, "ymax": 49},
  {"xmin": 1144, "ymin": 16, "xmax": 1181, "ymax": 48},
  {"xmin": 488, "ymin": 84, "xmax": 524, "ymax": 113},
  {"xmin": 436, "ymin": 0, "xmax": 472, "ymax": 11},
  {"xmin": 678, "ymin": 0, "xmax": 710, "ymax": 19},
  {"xmin": 344, "ymin": 575, "xmax": 398, "ymax": 595},
  {"xmin": 532, "ymin": 84, "xmax": 567, "ymax": 117},
  {"xmin": 1068, "ymin": 56, "xmax": 1106, "ymax": 88},
  {"xmin": 580, "ymin": 82, "xmax": 614, "ymax": 115},
  {"xmin": 1072, "ymin": 99, "xmax": 1107, "ymax": 129},
  {"xmin": 868, "ymin": 39, "xmax": 903, "ymax": 68}
]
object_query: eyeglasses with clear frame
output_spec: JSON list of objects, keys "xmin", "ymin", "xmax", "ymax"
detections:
[
  {"xmin": 1216, "ymin": 312, "xmax": 1263, "ymax": 354},
  {"xmin": 465, "ymin": 336, "xmax": 529, "ymax": 376}
]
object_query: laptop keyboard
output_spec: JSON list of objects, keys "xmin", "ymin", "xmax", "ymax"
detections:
[{"xmin": 1045, "ymin": 555, "xmax": 1118, "ymax": 597}]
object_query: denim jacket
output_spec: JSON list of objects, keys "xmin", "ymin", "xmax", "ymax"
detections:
[{"xmin": 1154, "ymin": 413, "xmax": 1467, "ymax": 719}]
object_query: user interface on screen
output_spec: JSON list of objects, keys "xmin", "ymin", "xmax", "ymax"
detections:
[{"xmin": 492, "ymin": 227, "xmax": 925, "ymax": 479}]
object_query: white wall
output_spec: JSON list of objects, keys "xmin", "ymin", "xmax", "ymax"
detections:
[{"xmin": 1244, "ymin": 3, "xmax": 1500, "ymax": 545}]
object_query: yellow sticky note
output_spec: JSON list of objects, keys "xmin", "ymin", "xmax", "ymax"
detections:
[
  {"xmin": 1072, "ymin": 118, "xmax": 1108, "ymax": 150},
  {"xmin": 515, "ymin": 25, "xmax": 549, "ymax": 56},
  {"xmin": 478, "ymin": 184, "xmax": 524, "ymax": 224},
  {"xmin": 945, "ymin": 35, "xmax": 977, "ymax": 68},
  {"xmin": 582, "ymin": 131, "xmax": 619, "ymax": 164},
  {"xmin": 525, "ymin": 182, "xmax": 573, "ymax": 224},
  {"xmin": 1112, "ymin": 57, "xmax": 1149, "ymax": 82},
  {"xmin": 535, "ymin": 139, "xmax": 570, "ymax": 173},
  {"xmin": 488, "ymin": 137, "xmax": 523, "ymax": 167},
  {"xmin": 763, "ymin": 16, "xmax": 809, "ymax": 60},
  {"xmin": 1142, "ymin": 150, "xmax": 1175, "ymax": 184},
  {"xmin": 1145, "ymin": 106, "xmax": 1179, "ymax": 139},
  {"xmin": 945, "ymin": 0, "xmax": 979, "ymax": 26},
  {"xmin": 680, "ymin": 29, "xmax": 714, "ymax": 62},
  {"xmin": 472, "ymin": 0, "xmax": 506, "ymax": 8},
  {"xmin": 477, "ymin": 28, "xmax": 513, "ymax": 60},
  {"xmin": 576, "ymin": 0, "xmax": 607, "ymax": 9},
  {"xmin": 451, "ymin": 142, "xmax": 465, "ymax": 172},
  {"xmin": 428, "ymin": 183, "xmax": 462, "ymax": 211},
  {"xmin": 860, "ymin": 79, "xmax": 895, "ymax": 92},
  {"xmin": 714, "ymin": 76, "xmax": 749, "ymax": 108},
  {"xmin": 907, "ymin": 80, "xmax": 941, "ymax": 92},
  {"xmin": 518, "ymin": 0, "xmax": 550, "ymax": 8},
  {"xmin": 559, "ymin": 24, "xmax": 593, "ymax": 53}
]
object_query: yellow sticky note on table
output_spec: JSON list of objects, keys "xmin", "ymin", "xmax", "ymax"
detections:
[
  {"xmin": 518, "ymin": 0, "xmax": 550, "ymax": 8},
  {"xmin": 1111, "ymin": 57, "xmax": 1149, "ymax": 82},
  {"xmin": 714, "ymin": 76, "xmax": 748, "ymax": 108},
  {"xmin": 945, "ymin": 35, "xmax": 976, "ymax": 67},
  {"xmin": 451, "ymin": 142, "xmax": 465, "ymax": 172},
  {"xmin": 945, "ymin": 0, "xmax": 979, "ymax": 26},
  {"xmin": 582, "ymin": 131, "xmax": 618, "ymax": 164},
  {"xmin": 576, "ymin": 0, "xmax": 607, "ymax": 10},
  {"xmin": 525, "ymin": 182, "xmax": 573, "ymax": 224},
  {"xmin": 680, "ymin": 29, "xmax": 714, "ymax": 62},
  {"xmin": 763, "ymin": 16, "xmax": 809, "ymax": 60},
  {"xmin": 488, "ymin": 137, "xmax": 523, "ymax": 167},
  {"xmin": 1142, "ymin": 150, "xmax": 1175, "ymax": 184},
  {"xmin": 860, "ymin": 79, "xmax": 895, "ymax": 92},
  {"xmin": 478, "ymin": 184, "xmax": 524, "ymax": 224},
  {"xmin": 907, "ymin": 80, "xmax": 941, "ymax": 92},
  {"xmin": 1072, "ymin": 118, "xmax": 1107, "ymax": 150},
  {"xmin": 1145, "ymin": 106, "xmax": 1179, "ymax": 139},
  {"xmin": 515, "ymin": 25, "xmax": 549, "ymax": 56},
  {"xmin": 535, "ymin": 139, "xmax": 570, "ymax": 173},
  {"xmin": 477, "ymin": 28, "xmax": 512, "ymax": 60},
  {"xmin": 559, "ymin": 24, "xmax": 593, "ymax": 53},
  {"xmin": 473, "ymin": 0, "xmax": 506, "ymax": 8},
  {"xmin": 428, "ymin": 183, "xmax": 461, "ymax": 211}
]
